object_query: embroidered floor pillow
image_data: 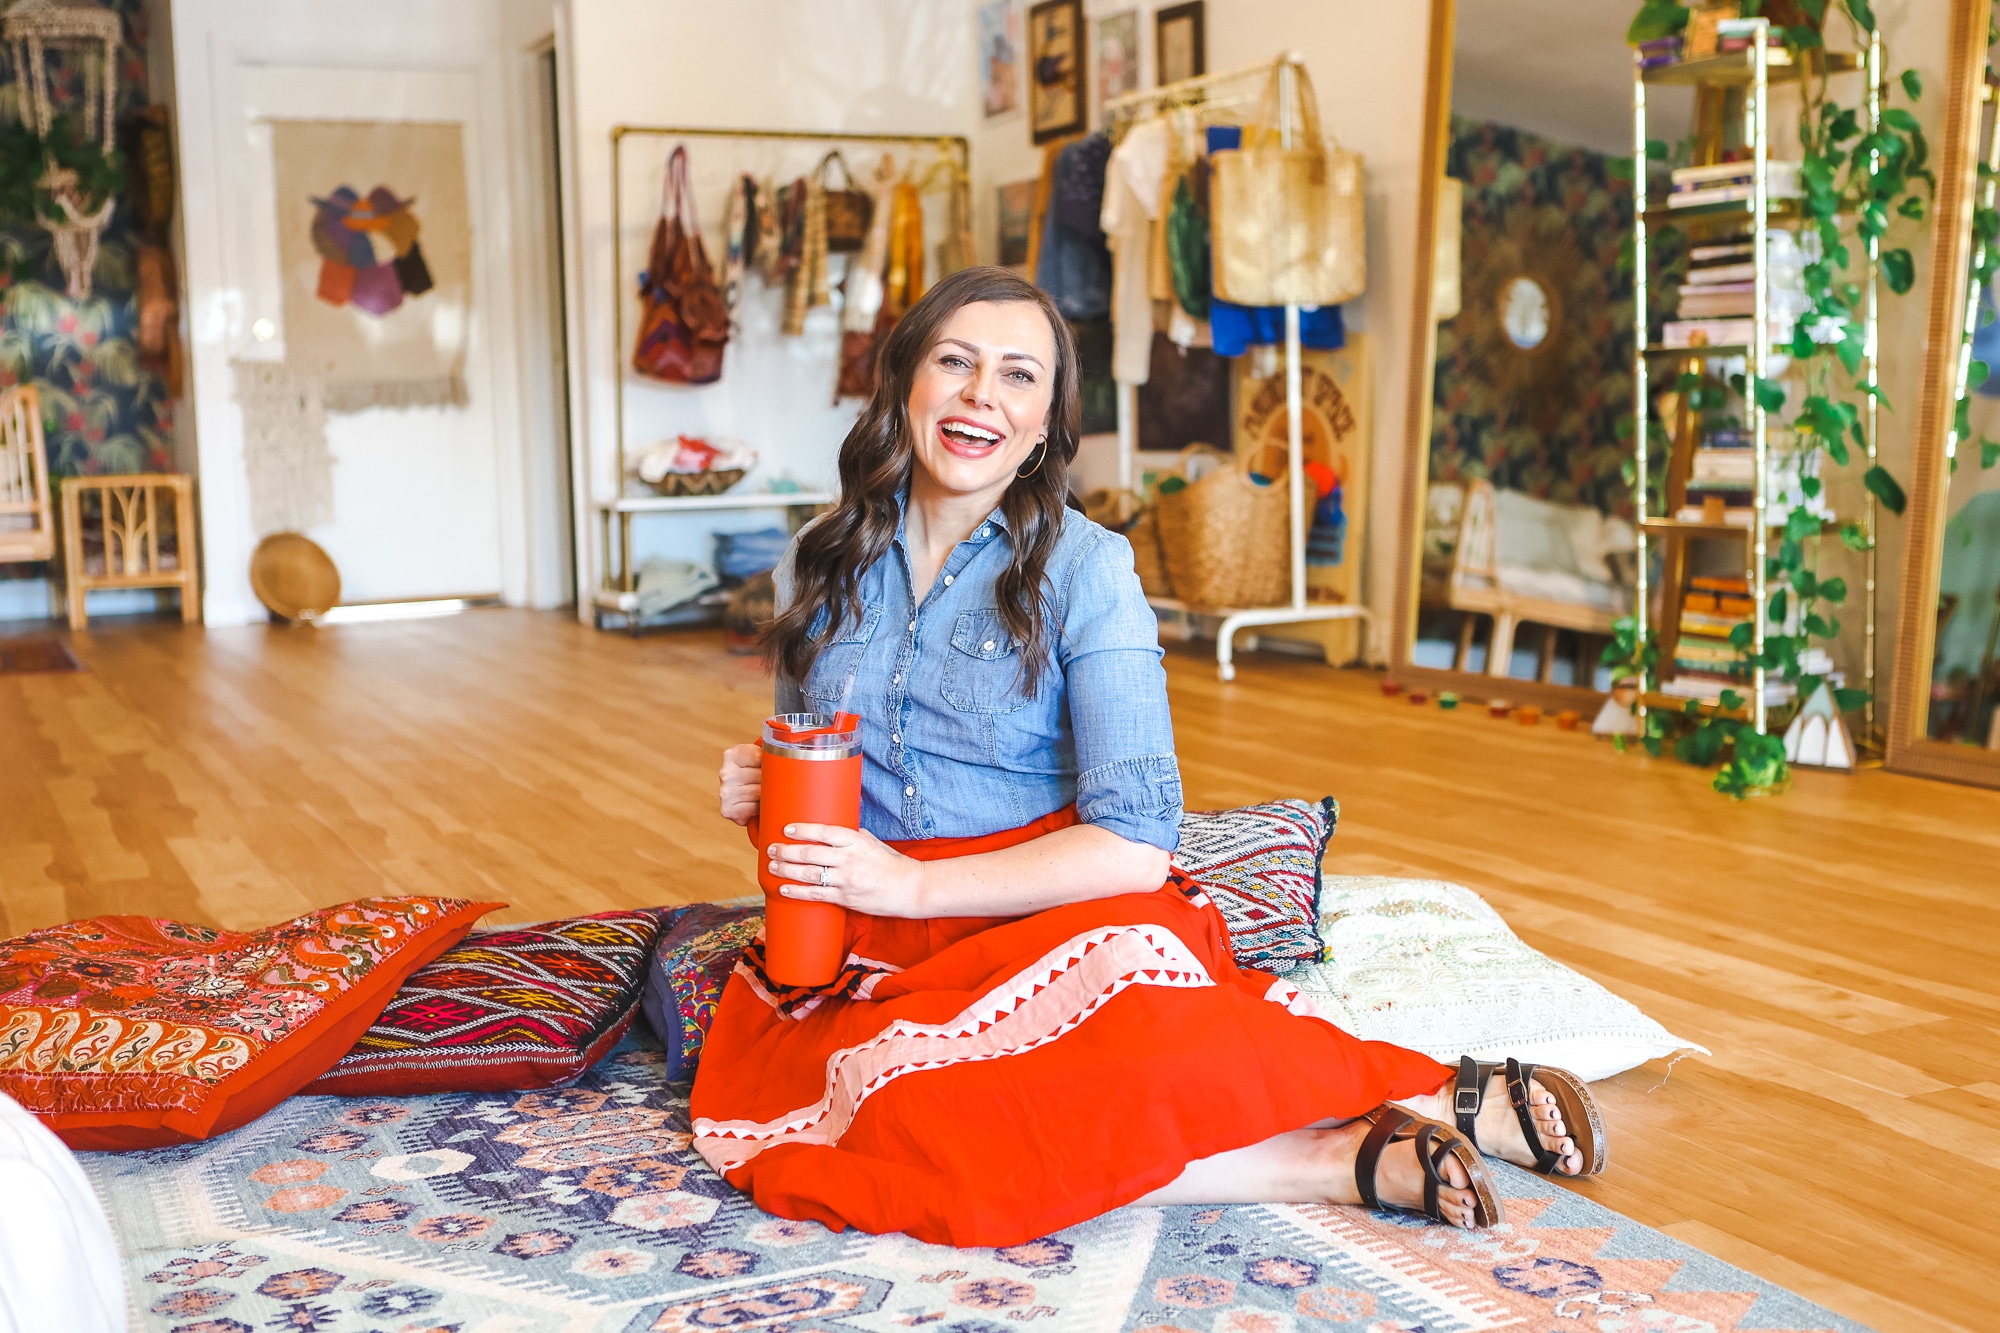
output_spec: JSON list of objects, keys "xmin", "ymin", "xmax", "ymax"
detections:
[
  {"xmin": 306, "ymin": 909, "xmax": 664, "ymax": 1097},
  {"xmin": 641, "ymin": 901, "xmax": 764, "ymax": 1080},
  {"xmin": 1283, "ymin": 875, "xmax": 1709, "ymax": 1081},
  {"xmin": 1174, "ymin": 797, "xmax": 1336, "ymax": 967},
  {"xmin": 0, "ymin": 896, "xmax": 497, "ymax": 1151}
]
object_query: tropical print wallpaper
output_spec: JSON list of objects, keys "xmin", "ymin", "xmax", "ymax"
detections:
[
  {"xmin": 1430, "ymin": 116, "xmax": 1680, "ymax": 518},
  {"xmin": 0, "ymin": 0, "xmax": 173, "ymax": 483}
]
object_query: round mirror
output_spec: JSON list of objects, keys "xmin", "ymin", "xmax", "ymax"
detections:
[{"xmin": 1500, "ymin": 275, "xmax": 1551, "ymax": 350}]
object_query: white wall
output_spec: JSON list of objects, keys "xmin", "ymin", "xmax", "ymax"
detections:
[
  {"xmin": 559, "ymin": 0, "xmax": 979, "ymax": 597},
  {"xmin": 171, "ymin": 0, "xmax": 566, "ymax": 625}
]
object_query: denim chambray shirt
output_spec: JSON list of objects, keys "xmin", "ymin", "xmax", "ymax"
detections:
[{"xmin": 774, "ymin": 498, "xmax": 1181, "ymax": 851}]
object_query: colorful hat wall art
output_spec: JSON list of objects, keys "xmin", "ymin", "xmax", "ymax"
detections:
[{"xmin": 311, "ymin": 184, "xmax": 436, "ymax": 317}]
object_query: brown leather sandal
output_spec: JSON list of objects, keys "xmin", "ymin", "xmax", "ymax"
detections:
[
  {"xmin": 1453, "ymin": 1056, "xmax": 1607, "ymax": 1176},
  {"xmin": 1354, "ymin": 1105, "xmax": 1504, "ymax": 1229}
]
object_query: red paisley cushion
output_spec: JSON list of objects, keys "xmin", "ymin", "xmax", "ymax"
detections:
[
  {"xmin": 0, "ymin": 896, "xmax": 499, "ymax": 1150},
  {"xmin": 305, "ymin": 909, "xmax": 664, "ymax": 1097}
]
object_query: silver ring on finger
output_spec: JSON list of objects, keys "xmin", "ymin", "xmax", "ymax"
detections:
[{"xmin": 818, "ymin": 864, "xmax": 832, "ymax": 888}]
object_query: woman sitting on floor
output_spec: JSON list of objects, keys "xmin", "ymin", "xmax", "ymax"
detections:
[{"xmin": 697, "ymin": 265, "xmax": 1605, "ymax": 1246}]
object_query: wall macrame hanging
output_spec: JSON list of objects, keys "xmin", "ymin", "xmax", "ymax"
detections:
[{"xmin": 2, "ymin": 0, "xmax": 121, "ymax": 299}]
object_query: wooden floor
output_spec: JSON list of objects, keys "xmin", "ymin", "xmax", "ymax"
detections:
[{"xmin": 2, "ymin": 609, "xmax": 1995, "ymax": 1332}]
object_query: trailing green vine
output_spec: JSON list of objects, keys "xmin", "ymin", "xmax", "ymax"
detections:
[{"xmin": 1618, "ymin": 0, "xmax": 1931, "ymax": 797}]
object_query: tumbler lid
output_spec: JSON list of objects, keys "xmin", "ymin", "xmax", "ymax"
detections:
[{"xmin": 762, "ymin": 711, "xmax": 861, "ymax": 760}]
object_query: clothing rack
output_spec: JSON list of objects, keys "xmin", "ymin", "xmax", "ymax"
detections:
[
  {"xmin": 1102, "ymin": 56, "xmax": 1371, "ymax": 680},
  {"xmin": 597, "ymin": 126, "xmax": 969, "ymax": 629},
  {"xmin": 608, "ymin": 124, "xmax": 971, "ymax": 473}
]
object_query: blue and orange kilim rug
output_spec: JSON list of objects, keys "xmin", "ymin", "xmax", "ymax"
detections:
[{"xmin": 82, "ymin": 1029, "xmax": 1870, "ymax": 1333}]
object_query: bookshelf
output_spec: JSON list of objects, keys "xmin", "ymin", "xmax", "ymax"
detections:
[{"xmin": 1630, "ymin": 23, "xmax": 1880, "ymax": 731}]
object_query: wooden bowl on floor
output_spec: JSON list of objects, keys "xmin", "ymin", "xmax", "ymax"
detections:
[{"xmin": 250, "ymin": 532, "xmax": 341, "ymax": 623}]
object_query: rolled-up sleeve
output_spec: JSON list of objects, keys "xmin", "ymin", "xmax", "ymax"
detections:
[{"xmin": 1059, "ymin": 529, "xmax": 1182, "ymax": 851}]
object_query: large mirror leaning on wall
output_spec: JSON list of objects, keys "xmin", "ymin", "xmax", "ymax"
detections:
[
  {"xmin": 1393, "ymin": 0, "xmax": 1991, "ymax": 749},
  {"xmin": 1889, "ymin": 4, "xmax": 2000, "ymax": 788}
]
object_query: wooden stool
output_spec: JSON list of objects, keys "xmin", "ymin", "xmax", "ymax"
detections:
[{"xmin": 60, "ymin": 474, "xmax": 200, "ymax": 628}]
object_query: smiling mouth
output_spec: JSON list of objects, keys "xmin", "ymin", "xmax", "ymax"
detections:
[{"xmin": 937, "ymin": 418, "xmax": 1006, "ymax": 456}]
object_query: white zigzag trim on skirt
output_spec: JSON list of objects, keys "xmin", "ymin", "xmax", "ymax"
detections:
[
  {"xmin": 1262, "ymin": 976, "xmax": 1342, "ymax": 1025},
  {"xmin": 693, "ymin": 924, "xmax": 1215, "ymax": 1172}
]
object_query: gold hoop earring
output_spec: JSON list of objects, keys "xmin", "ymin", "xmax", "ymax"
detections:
[{"xmin": 1017, "ymin": 437, "xmax": 1049, "ymax": 479}]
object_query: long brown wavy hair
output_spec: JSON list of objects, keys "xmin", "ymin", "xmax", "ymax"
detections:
[{"xmin": 764, "ymin": 265, "xmax": 1081, "ymax": 695}]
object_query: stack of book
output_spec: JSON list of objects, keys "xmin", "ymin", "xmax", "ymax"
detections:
[
  {"xmin": 1667, "ymin": 159, "xmax": 1800, "ymax": 210},
  {"xmin": 1675, "ymin": 241, "xmax": 1755, "ymax": 318},
  {"xmin": 1673, "ymin": 575, "xmax": 1754, "ymax": 692},
  {"xmin": 1714, "ymin": 18, "xmax": 1788, "ymax": 54},
  {"xmin": 1676, "ymin": 427, "xmax": 1757, "ymax": 525},
  {"xmin": 1638, "ymin": 36, "xmax": 1682, "ymax": 69}
]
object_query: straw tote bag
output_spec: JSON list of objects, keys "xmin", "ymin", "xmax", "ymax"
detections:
[
  {"xmin": 1155, "ymin": 446, "xmax": 1291, "ymax": 610},
  {"xmin": 1209, "ymin": 61, "xmax": 1366, "ymax": 307},
  {"xmin": 632, "ymin": 146, "xmax": 730, "ymax": 383}
]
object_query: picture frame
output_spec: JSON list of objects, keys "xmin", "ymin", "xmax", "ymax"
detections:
[
  {"xmin": 1154, "ymin": 1, "xmax": 1206, "ymax": 87},
  {"xmin": 996, "ymin": 178, "xmax": 1036, "ymax": 270},
  {"xmin": 1094, "ymin": 9, "xmax": 1140, "ymax": 126},
  {"xmin": 977, "ymin": 0, "xmax": 1022, "ymax": 120},
  {"xmin": 1027, "ymin": 0, "xmax": 1085, "ymax": 145}
]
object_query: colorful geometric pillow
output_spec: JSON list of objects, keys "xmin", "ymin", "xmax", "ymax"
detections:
[
  {"xmin": 1173, "ymin": 797, "xmax": 1337, "ymax": 967},
  {"xmin": 306, "ymin": 909, "xmax": 664, "ymax": 1097},
  {"xmin": 641, "ymin": 902, "xmax": 763, "ymax": 1080},
  {"xmin": 0, "ymin": 897, "xmax": 497, "ymax": 1151}
]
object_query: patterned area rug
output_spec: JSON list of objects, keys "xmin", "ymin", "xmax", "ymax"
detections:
[
  {"xmin": 0, "ymin": 637, "xmax": 81, "ymax": 674},
  {"xmin": 82, "ymin": 1029, "xmax": 1869, "ymax": 1333}
]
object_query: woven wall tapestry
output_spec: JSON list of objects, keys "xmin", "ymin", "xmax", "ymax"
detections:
[{"xmin": 270, "ymin": 119, "xmax": 472, "ymax": 413}]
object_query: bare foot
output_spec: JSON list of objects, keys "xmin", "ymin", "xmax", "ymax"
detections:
[
  {"xmin": 1313, "ymin": 1121, "xmax": 1482, "ymax": 1229},
  {"xmin": 1401, "ymin": 1074, "xmax": 1583, "ymax": 1176}
]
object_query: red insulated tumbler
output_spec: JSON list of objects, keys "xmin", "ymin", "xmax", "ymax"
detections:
[{"xmin": 757, "ymin": 711, "xmax": 863, "ymax": 987}]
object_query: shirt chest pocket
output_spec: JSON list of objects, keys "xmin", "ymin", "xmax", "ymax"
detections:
[
  {"xmin": 802, "ymin": 606, "xmax": 883, "ymax": 711},
  {"xmin": 942, "ymin": 610, "xmax": 1032, "ymax": 714}
]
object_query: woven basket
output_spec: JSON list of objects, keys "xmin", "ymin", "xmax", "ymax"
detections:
[
  {"xmin": 1156, "ymin": 450, "xmax": 1290, "ymax": 610},
  {"xmin": 1127, "ymin": 506, "xmax": 1172, "ymax": 598},
  {"xmin": 644, "ymin": 468, "xmax": 746, "ymax": 498}
]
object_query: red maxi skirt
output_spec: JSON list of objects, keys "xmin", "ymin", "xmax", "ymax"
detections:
[{"xmin": 690, "ymin": 808, "xmax": 1452, "ymax": 1248}]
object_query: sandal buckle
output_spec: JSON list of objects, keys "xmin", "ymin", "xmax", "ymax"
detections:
[{"xmin": 1454, "ymin": 1088, "xmax": 1481, "ymax": 1116}]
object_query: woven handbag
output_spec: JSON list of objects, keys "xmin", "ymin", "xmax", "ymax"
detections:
[
  {"xmin": 816, "ymin": 151, "xmax": 874, "ymax": 253},
  {"xmin": 632, "ymin": 146, "xmax": 730, "ymax": 383},
  {"xmin": 1156, "ymin": 446, "xmax": 1291, "ymax": 610},
  {"xmin": 1209, "ymin": 61, "xmax": 1366, "ymax": 307}
]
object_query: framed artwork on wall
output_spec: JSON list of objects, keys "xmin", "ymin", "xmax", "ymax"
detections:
[
  {"xmin": 977, "ymin": 0, "xmax": 1022, "ymax": 120},
  {"xmin": 1095, "ymin": 9, "xmax": 1139, "ymax": 125},
  {"xmin": 997, "ymin": 178, "xmax": 1035, "ymax": 270},
  {"xmin": 1027, "ymin": 0, "xmax": 1085, "ymax": 144},
  {"xmin": 1155, "ymin": 1, "xmax": 1206, "ymax": 87}
]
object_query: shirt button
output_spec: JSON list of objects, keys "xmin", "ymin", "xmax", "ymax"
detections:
[
  {"xmin": 891, "ymin": 733, "xmax": 900, "ymax": 744},
  {"xmin": 904, "ymin": 785, "xmax": 915, "ymax": 797},
  {"xmin": 892, "ymin": 673, "xmax": 901, "ymax": 685},
  {"xmin": 908, "ymin": 620, "xmax": 917, "ymax": 632},
  {"xmin": 980, "ymin": 526, "xmax": 989, "ymax": 536},
  {"xmin": 983, "ymin": 640, "xmax": 996, "ymax": 651},
  {"xmin": 943, "ymin": 574, "xmax": 953, "ymax": 586}
]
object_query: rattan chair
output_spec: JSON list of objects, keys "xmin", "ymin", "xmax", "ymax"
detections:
[{"xmin": 0, "ymin": 384, "xmax": 54, "ymax": 563}]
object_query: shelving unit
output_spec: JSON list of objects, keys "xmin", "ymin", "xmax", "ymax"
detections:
[
  {"xmin": 1630, "ymin": 28, "xmax": 1880, "ymax": 731},
  {"xmin": 1103, "ymin": 54, "xmax": 1371, "ymax": 681},
  {"xmin": 590, "ymin": 491, "xmax": 832, "ymax": 632}
]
